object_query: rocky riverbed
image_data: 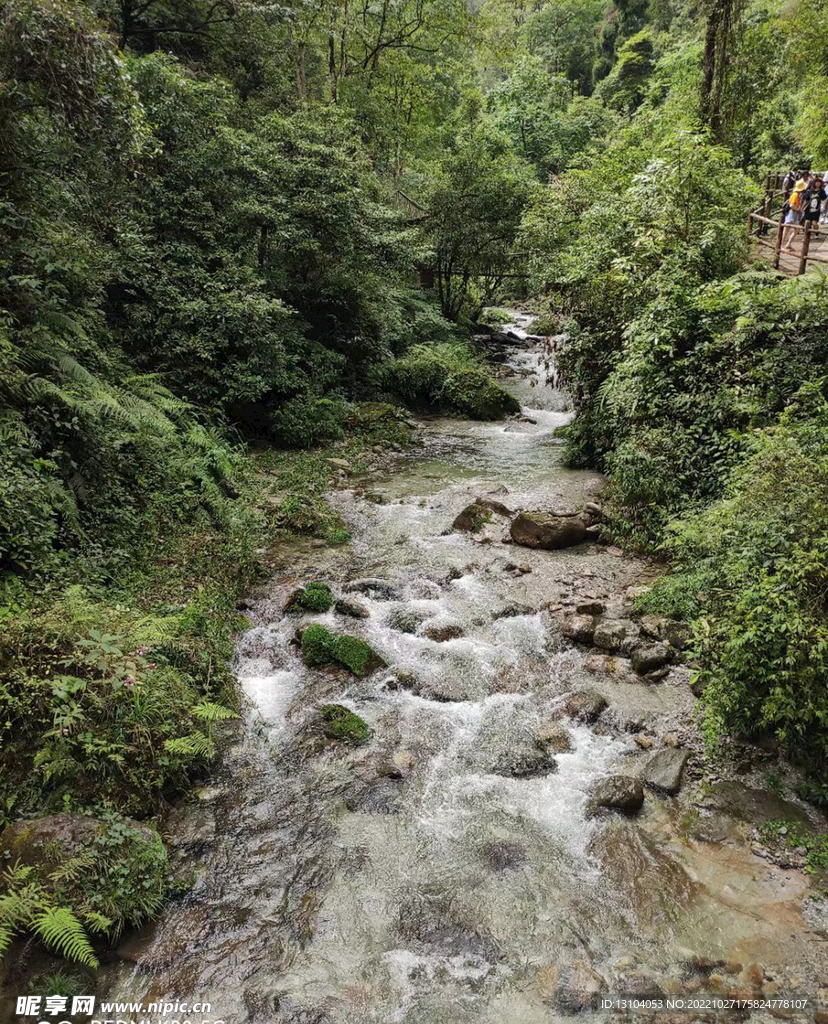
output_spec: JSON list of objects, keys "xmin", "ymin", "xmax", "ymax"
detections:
[{"xmin": 94, "ymin": 313, "xmax": 828, "ymax": 1023}]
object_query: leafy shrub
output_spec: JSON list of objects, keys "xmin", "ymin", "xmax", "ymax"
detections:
[
  {"xmin": 270, "ymin": 396, "xmax": 353, "ymax": 449},
  {"xmin": 319, "ymin": 704, "xmax": 371, "ymax": 744},
  {"xmin": 384, "ymin": 344, "xmax": 519, "ymax": 419},
  {"xmin": 0, "ymin": 812, "xmax": 170, "ymax": 966},
  {"xmin": 655, "ymin": 386, "xmax": 828, "ymax": 772}
]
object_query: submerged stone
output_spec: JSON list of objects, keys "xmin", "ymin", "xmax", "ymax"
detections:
[{"xmin": 483, "ymin": 840, "xmax": 527, "ymax": 872}]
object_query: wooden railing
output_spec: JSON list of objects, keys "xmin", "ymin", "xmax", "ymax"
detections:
[{"xmin": 747, "ymin": 172, "xmax": 828, "ymax": 275}]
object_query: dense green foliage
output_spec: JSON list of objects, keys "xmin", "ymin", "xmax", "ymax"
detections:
[
  {"xmin": 4, "ymin": 0, "xmax": 828, "ymax": 970},
  {"xmin": 319, "ymin": 704, "xmax": 372, "ymax": 745}
]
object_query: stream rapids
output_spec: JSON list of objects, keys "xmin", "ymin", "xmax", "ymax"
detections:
[{"xmin": 100, "ymin": 315, "xmax": 828, "ymax": 1023}]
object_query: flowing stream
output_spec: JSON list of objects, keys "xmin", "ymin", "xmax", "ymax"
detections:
[{"xmin": 101, "ymin": 316, "xmax": 828, "ymax": 1022}]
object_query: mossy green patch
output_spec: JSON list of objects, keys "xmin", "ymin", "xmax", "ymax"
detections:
[
  {"xmin": 319, "ymin": 703, "xmax": 371, "ymax": 744},
  {"xmin": 285, "ymin": 582, "xmax": 335, "ymax": 613},
  {"xmin": 300, "ymin": 625, "xmax": 383, "ymax": 676}
]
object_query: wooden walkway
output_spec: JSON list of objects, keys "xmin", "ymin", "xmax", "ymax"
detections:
[{"xmin": 748, "ymin": 172, "xmax": 828, "ymax": 276}]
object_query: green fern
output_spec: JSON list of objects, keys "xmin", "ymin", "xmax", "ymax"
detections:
[
  {"xmin": 31, "ymin": 908, "xmax": 99, "ymax": 968},
  {"xmin": 164, "ymin": 733, "xmax": 214, "ymax": 757},
  {"xmin": 191, "ymin": 701, "xmax": 238, "ymax": 723}
]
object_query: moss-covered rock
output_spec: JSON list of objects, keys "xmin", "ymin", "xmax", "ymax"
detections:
[
  {"xmin": 284, "ymin": 581, "xmax": 335, "ymax": 613},
  {"xmin": 301, "ymin": 625, "xmax": 385, "ymax": 676},
  {"xmin": 442, "ymin": 370, "xmax": 520, "ymax": 420},
  {"xmin": 320, "ymin": 704, "xmax": 371, "ymax": 744}
]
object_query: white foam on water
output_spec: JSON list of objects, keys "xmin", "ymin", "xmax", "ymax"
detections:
[{"xmin": 239, "ymin": 666, "xmax": 301, "ymax": 741}]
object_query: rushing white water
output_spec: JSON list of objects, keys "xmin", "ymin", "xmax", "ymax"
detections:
[{"xmin": 94, "ymin": 315, "xmax": 825, "ymax": 1024}]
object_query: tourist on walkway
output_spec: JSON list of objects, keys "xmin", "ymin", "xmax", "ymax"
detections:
[
  {"xmin": 782, "ymin": 168, "xmax": 799, "ymax": 198},
  {"xmin": 782, "ymin": 178, "xmax": 808, "ymax": 251},
  {"xmin": 802, "ymin": 176, "xmax": 826, "ymax": 236}
]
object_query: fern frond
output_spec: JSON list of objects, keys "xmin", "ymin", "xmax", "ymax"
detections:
[
  {"xmin": 164, "ymin": 733, "xmax": 214, "ymax": 758},
  {"xmin": 191, "ymin": 701, "xmax": 238, "ymax": 723},
  {"xmin": 31, "ymin": 908, "xmax": 99, "ymax": 968}
]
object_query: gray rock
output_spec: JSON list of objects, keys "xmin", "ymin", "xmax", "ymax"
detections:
[
  {"xmin": 397, "ymin": 891, "xmax": 498, "ymax": 961},
  {"xmin": 593, "ymin": 618, "xmax": 636, "ymax": 653},
  {"xmin": 535, "ymin": 721, "xmax": 573, "ymax": 755},
  {"xmin": 510, "ymin": 511, "xmax": 587, "ymax": 550},
  {"xmin": 663, "ymin": 620, "xmax": 691, "ymax": 650},
  {"xmin": 386, "ymin": 607, "xmax": 428, "ymax": 633},
  {"xmin": 631, "ymin": 642, "xmax": 671, "ymax": 675},
  {"xmin": 325, "ymin": 457, "xmax": 351, "ymax": 473},
  {"xmin": 421, "ymin": 622, "xmax": 465, "ymax": 642},
  {"xmin": 576, "ymin": 599, "xmax": 605, "ymax": 615},
  {"xmin": 643, "ymin": 747, "xmax": 689, "ymax": 794},
  {"xmin": 562, "ymin": 614, "xmax": 595, "ymax": 644},
  {"xmin": 589, "ymin": 775, "xmax": 644, "ymax": 814},
  {"xmin": 563, "ymin": 689, "xmax": 608, "ymax": 723},
  {"xmin": 701, "ymin": 781, "xmax": 811, "ymax": 827},
  {"xmin": 342, "ymin": 577, "xmax": 398, "ymax": 599},
  {"xmin": 335, "ymin": 597, "xmax": 370, "ymax": 619}
]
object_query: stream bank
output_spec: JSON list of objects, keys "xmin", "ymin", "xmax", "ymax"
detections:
[{"xmin": 95, "ymin": 314, "xmax": 828, "ymax": 1023}]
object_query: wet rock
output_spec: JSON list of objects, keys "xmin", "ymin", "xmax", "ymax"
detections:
[
  {"xmin": 590, "ymin": 822, "xmax": 701, "ymax": 928},
  {"xmin": 404, "ymin": 675, "xmax": 479, "ymax": 702},
  {"xmin": 503, "ymin": 561, "xmax": 532, "ymax": 574},
  {"xmin": 663, "ymin": 620, "xmax": 691, "ymax": 650},
  {"xmin": 593, "ymin": 618, "xmax": 636, "ymax": 653},
  {"xmin": 386, "ymin": 607, "xmax": 428, "ymax": 634},
  {"xmin": 284, "ymin": 581, "xmax": 335, "ymax": 614},
  {"xmin": 325, "ymin": 457, "xmax": 351, "ymax": 474},
  {"xmin": 616, "ymin": 967, "xmax": 665, "ymax": 999},
  {"xmin": 631, "ymin": 642, "xmax": 671, "ymax": 675},
  {"xmin": 589, "ymin": 775, "xmax": 644, "ymax": 814},
  {"xmin": 342, "ymin": 577, "xmax": 399, "ymax": 599},
  {"xmin": 474, "ymin": 496, "xmax": 514, "ymax": 517},
  {"xmin": 422, "ymin": 622, "xmax": 465, "ymax": 642},
  {"xmin": 552, "ymin": 961, "xmax": 608, "ymax": 1012},
  {"xmin": 634, "ymin": 735, "xmax": 654, "ymax": 750},
  {"xmin": 535, "ymin": 721, "xmax": 573, "ymax": 755},
  {"xmin": 492, "ymin": 602, "xmax": 535, "ymax": 619},
  {"xmin": 643, "ymin": 747, "xmax": 689, "ymax": 794},
  {"xmin": 318, "ymin": 703, "xmax": 371, "ymax": 744},
  {"xmin": 335, "ymin": 597, "xmax": 370, "ymax": 619},
  {"xmin": 700, "ymin": 781, "xmax": 811, "ymax": 828},
  {"xmin": 164, "ymin": 803, "xmax": 216, "ymax": 850},
  {"xmin": 563, "ymin": 689, "xmax": 608, "ymax": 723},
  {"xmin": 584, "ymin": 501, "xmax": 603, "ymax": 520},
  {"xmin": 345, "ymin": 777, "xmax": 404, "ymax": 815},
  {"xmin": 116, "ymin": 906, "xmax": 207, "ymax": 971},
  {"xmin": 483, "ymin": 840, "xmax": 527, "ymax": 872},
  {"xmin": 562, "ymin": 614, "xmax": 595, "ymax": 643},
  {"xmin": 492, "ymin": 744, "xmax": 557, "ymax": 778},
  {"xmin": 396, "ymin": 891, "xmax": 498, "ymax": 961},
  {"xmin": 452, "ymin": 502, "xmax": 492, "ymax": 533},
  {"xmin": 575, "ymin": 599, "xmax": 605, "ymax": 615},
  {"xmin": 510, "ymin": 511, "xmax": 587, "ymax": 550}
]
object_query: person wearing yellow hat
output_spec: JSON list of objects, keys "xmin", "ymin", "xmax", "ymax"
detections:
[{"xmin": 782, "ymin": 177, "xmax": 809, "ymax": 252}]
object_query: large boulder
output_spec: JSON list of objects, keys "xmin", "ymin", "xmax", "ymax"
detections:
[
  {"xmin": 589, "ymin": 775, "xmax": 644, "ymax": 814},
  {"xmin": 510, "ymin": 512, "xmax": 587, "ymax": 550},
  {"xmin": 643, "ymin": 747, "xmax": 689, "ymax": 795}
]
